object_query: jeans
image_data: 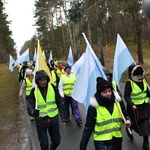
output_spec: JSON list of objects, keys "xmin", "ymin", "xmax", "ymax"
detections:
[
  {"xmin": 94, "ymin": 140, "xmax": 122, "ymax": 150},
  {"xmin": 36, "ymin": 124, "xmax": 61, "ymax": 150}
]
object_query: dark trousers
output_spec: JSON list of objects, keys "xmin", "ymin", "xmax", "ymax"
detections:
[
  {"xmin": 65, "ymin": 96, "xmax": 82, "ymax": 121},
  {"xmin": 36, "ymin": 124, "xmax": 61, "ymax": 150},
  {"xmin": 94, "ymin": 140, "xmax": 122, "ymax": 150}
]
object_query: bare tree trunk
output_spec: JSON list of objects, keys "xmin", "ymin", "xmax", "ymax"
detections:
[
  {"xmin": 48, "ymin": 1, "xmax": 54, "ymax": 41},
  {"xmin": 62, "ymin": 2, "xmax": 74, "ymax": 53}
]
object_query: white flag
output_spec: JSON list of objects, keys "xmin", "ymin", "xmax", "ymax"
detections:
[{"xmin": 9, "ymin": 55, "xmax": 15, "ymax": 72}]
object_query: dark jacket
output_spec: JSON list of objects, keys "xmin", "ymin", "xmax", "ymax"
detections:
[
  {"xmin": 80, "ymin": 92, "xmax": 130, "ymax": 150},
  {"xmin": 124, "ymin": 79, "xmax": 150, "ymax": 120},
  {"xmin": 27, "ymin": 83, "xmax": 67, "ymax": 127}
]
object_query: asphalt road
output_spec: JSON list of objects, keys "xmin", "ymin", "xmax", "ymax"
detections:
[{"xmin": 25, "ymin": 82, "xmax": 149, "ymax": 150}]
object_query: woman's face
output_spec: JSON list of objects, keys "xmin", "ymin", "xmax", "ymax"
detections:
[
  {"xmin": 38, "ymin": 77, "xmax": 48, "ymax": 87},
  {"xmin": 100, "ymin": 87, "xmax": 112, "ymax": 98},
  {"xmin": 65, "ymin": 68, "xmax": 71, "ymax": 74}
]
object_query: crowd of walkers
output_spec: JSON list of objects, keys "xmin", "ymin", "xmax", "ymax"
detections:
[{"xmin": 17, "ymin": 60, "xmax": 150, "ymax": 150}]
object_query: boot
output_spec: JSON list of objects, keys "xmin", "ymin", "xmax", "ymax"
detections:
[
  {"xmin": 142, "ymin": 142, "xmax": 149, "ymax": 150},
  {"xmin": 143, "ymin": 136, "xmax": 149, "ymax": 150}
]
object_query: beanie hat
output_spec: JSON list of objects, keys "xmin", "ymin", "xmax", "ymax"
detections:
[
  {"xmin": 96, "ymin": 77, "xmax": 112, "ymax": 93},
  {"xmin": 65, "ymin": 64, "xmax": 71, "ymax": 70}
]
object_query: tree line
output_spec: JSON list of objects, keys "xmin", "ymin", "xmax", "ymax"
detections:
[
  {"xmin": 1, "ymin": 0, "xmax": 150, "ymax": 64},
  {"xmin": 0, "ymin": 0, "xmax": 16, "ymax": 63}
]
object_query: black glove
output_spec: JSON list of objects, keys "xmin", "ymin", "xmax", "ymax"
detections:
[{"xmin": 33, "ymin": 109, "xmax": 40, "ymax": 117}]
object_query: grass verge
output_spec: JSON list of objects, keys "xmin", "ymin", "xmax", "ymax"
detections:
[{"xmin": 0, "ymin": 63, "xmax": 23, "ymax": 148}]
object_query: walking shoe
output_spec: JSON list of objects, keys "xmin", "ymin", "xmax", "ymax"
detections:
[
  {"xmin": 142, "ymin": 142, "xmax": 149, "ymax": 150},
  {"xmin": 126, "ymin": 127, "xmax": 133, "ymax": 141},
  {"xmin": 77, "ymin": 120, "xmax": 82, "ymax": 126}
]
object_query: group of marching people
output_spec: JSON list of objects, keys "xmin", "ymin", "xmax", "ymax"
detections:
[
  {"xmin": 17, "ymin": 59, "xmax": 82, "ymax": 150},
  {"xmin": 17, "ymin": 60, "xmax": 150, "ymax": 150}
]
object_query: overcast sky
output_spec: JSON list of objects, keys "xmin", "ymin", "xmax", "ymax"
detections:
[{"xmin": 4, "ymin": 0, "xmax": 36, "ymax": 53}]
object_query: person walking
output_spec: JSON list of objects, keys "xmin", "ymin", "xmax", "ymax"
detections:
[
  {"xmin": 27, "ymin": 70, "xmax": 67, "ymax": 150},
  {"xmin": 55, "ymin": 61, "xmax": 64, "ymax": 78},
  {"xmin": 19, "ymin": 69, "xmax": 34, "ymax": 120},
  {"xmin": 103, "ymin": 67, "xmax": 122, "ymax": 96},
  {"xmin": 80, "ymin": 77, "xmax": 131, "ymax": 150},
  {"xmin": 58, "ymin": 64, "xmax": 82, "ymax": 126},
  {"xmin": 124, "ymin": 64, "xmax": 150, "ymax": 150}
]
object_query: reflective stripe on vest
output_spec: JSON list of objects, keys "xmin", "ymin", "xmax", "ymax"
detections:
[
  {"xmin": 25, "ymin": 78, "xmax": 32, "ymax": 96},
  {"xmin": 34, "ymin": 83, "xmax": 58, "ymax": 118},
  {"xmin": 61, "ymin": 73, "xmax": 76, "ymax": 95},
  {"xmin": 93, "ymin": 102, "xmax": 122, "ymax": 141},
  {"xmin": 129, "ymin": 79, "xmax": 149, "ymax": 105}
]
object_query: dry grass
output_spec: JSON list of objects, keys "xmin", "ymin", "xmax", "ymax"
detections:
[{"xmin": 0, "ymin": 63, "xmax": 22, "ymax": 147}]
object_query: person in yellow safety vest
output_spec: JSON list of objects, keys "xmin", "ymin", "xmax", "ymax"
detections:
[
  {"xmin": 55, "ymin": 61, "xmax": 64, "ymax": 78},
  {"xmin": 27, "ymin": 70, "xmax": 67, "ymax": 150},
  {"xmin": 58, "ymin": 64, "xmax": 82, "ymax": 126},
  {"xmin": 19, "ymin": 69, "xmax": 34, "ymax": 121},
  {"xmin": 80, "ymin": 77, "xmax": 131, "ymax": 150},
  {"xmin": 48, "ymin": 60, "xmax": 60, "ymax": 89},
  {"xmin": 54, "ymin": 59, "xmax": 58, "ymax": 68},
  {"xmin": 103, "ymin": 67, "xmax": 122, "ymax": 97},
  {"xmin": 124, "ymin": 65, "xmax": 150, "ymax": 150}
]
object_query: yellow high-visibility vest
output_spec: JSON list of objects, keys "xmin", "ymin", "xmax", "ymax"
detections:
[
  {"xmin": 56, "ymin": 69, "xmax": 64, "ymax": 78},
  {"xmin": 129, "ymin": 79, "xmax": 149, "ymax": 105},
  {"xmin": 34, "ymin": 83, "xmax": 58, "ymax": 118},
  {"xmin": 25, "ymin": 78, "xmax": 32, "ymax": 96},
  {"xmin": 61, "ymin": 73, "xmax": 76, "ymax": 95},
  {"xmin": 51, "ymin": 70, "xmax": 57, "ymax": 86},
  {"xmin": 93, "ymin": 102, "xmax": 122, "ymax": 141}
]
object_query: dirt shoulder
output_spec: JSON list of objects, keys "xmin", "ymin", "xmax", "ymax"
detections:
[{"xmin": 0, "ymin": 64, "xmax": 31, "ymax": 150}]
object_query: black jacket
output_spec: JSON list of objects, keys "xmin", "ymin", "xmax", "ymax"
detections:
[
  {"xmin": 124, "ymin": 79, "xmax": 150, "ymax": 120},
  {"xmin": 27, "ymin": 83, "xmax": 67, "ymax": 127},
  {"xmin": 80, "ymin": 95, "xmax": 130, "ymax": 150}
]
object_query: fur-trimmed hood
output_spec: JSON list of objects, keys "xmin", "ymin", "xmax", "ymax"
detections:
[{"xmin": 90, "ymin": 90, "xmax": 121, "ymax": 108}]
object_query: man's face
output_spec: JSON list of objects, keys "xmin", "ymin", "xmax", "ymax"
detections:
[{"xmin": 38, "ymin": 77, "xmax": 48, "ymax": 87}]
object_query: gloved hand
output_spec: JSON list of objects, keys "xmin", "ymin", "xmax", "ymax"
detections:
[{"xmin": 33, "ymin": 109, "xmax": 40, "ymax": 117}]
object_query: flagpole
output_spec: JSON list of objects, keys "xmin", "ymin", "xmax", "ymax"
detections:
[{"xmin": 115, "ymin": 100, "xmax": 132, "ymax": 134}]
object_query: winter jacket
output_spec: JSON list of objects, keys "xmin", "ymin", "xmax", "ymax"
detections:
[
  {"xmin": 124, "ymin": 79, "xmax": 150, "ymax": 120},
  {"xmin": 80, "ymin": 95, "xmax": 130, "ymax": 150},
  {"xmin": 27, "ymin": 83, "xmax": 67, "ymax": 127}
]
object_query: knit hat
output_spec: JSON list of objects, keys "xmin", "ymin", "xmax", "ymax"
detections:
[
  {"xmin": 65, "ymin": 64, "xmax": 71, "ymax": 70},
  {"xmin": 96, "ymin": 77, "xmax": 112, "ymax": 93}
]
